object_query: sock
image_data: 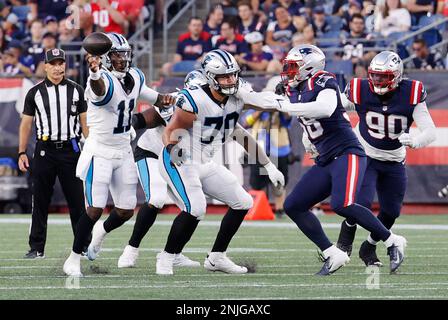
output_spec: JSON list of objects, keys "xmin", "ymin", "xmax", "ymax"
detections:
[
  {"xmin": 367, "ymin": 234, "xmax": 378, "ymax": 245},
  {"xmin": 335, "ymin": 204, "xmax": 390, "ymax": 242},
  {"xmin": 286, "ymin": 209, "xmax": 332, "ymax": 251},
  {"xmin": 337, "ymin": 219, "xmax": 357, "ymax": 246},
  {"xmin": 73, "ymin": 214, "xmax": 95, "ymax": 254},
  {"xmin": 370, "ymin": 211, "xmax": 397, "ymax": 242},
  {"xmin": 211, "ymin": 208, "xmax": 247, "ymax": 252},
  {"xmin": 129, "ymin": 204, "xmax": 159, "ymax": 248},
  {"xmin": 103, "ymin": 209, "xmax": 130, "ymax": 233},
  {"xmin": 164, "ymin": 211, "xmax": 199, "ymax": 254}
]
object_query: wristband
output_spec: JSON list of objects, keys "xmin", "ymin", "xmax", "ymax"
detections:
[
  {"xmin": 18, "ymin": 151, "xmax": 26, "ymax": 157},
  {"xmin": 90, "ymin": 69, "xmax": 101, "ymax": 80}
]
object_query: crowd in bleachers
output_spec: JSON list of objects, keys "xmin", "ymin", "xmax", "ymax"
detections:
[
  {"xmin": 0, "ymin": 0, "xmax": 447, "ymax": 81},
  {"xmin": 162, "ymin": 0, "xmax": 448, "ymax": 78}
]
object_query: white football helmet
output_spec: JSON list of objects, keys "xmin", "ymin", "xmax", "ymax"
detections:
[
  {"xmin": 368, "ymin": 51, "xmax": 403, "ymax": 95},
  {"xmin": 281, "ymin": 44, "xmax": 326, "ymax": 87},
  {"xmin": 184, "ymin": 69, "xmax": 207, "ymax": 88},
  {"xmin": 201, "ymin": 49, "xmax": 241, "ymax": 95},
  {"xmin": 102, "ymin": 32, "xmax": 132, "ymax": 79}
]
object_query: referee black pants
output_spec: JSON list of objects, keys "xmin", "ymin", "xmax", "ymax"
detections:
[{"xmin": 29, "ymin": 141, "xmax": 87, "ymax": 252}]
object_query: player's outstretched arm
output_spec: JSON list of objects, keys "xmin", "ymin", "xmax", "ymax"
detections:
[
  {"xmin": 399, "ymin": 101, "xmax": 436, "ymax": 149},
  {"xmin": 140, "ymin": 83, "xmax": 176, "ymax": 108},
  {"xmin": 232, "ymin": 123, "xmax": 285, "ymax": 188}
]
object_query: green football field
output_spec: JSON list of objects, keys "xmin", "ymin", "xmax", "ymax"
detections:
[{"xmin": 0, "ymin": 213, "xmax": 447, "ymax": 300}]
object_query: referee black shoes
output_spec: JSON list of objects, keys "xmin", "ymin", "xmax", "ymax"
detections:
[{"xmin": 24, "ymin": 249, "xmax": 45, "ymax": 259}]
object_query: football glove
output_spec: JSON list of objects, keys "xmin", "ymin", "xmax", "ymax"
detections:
[
  {"xmin": 275, "ymin": 82, "xmax": 286, "ymax": 95},
  {"xmin": 166, "ymin": 143, "xmax": 189, "ymax": 166},
  {"xmin": 438, "ymin": 185, "xmax": 448, "ymax": 198},
  {"xmin": 398, "ymin": 133, "xmax": 418, "ymax": 148},
  {"xmin": 264, "ymin": 162, "xmax": 285, "ymax": 188}
]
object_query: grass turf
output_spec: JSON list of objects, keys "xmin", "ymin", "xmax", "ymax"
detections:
[{"xmin": 0, "ymin": 213, "xmax": 447, "ymax": 300}]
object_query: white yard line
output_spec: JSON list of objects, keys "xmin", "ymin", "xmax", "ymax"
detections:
[{"xmin": 1, "ymin": 218, "xmax": 448, "ymax": 231}]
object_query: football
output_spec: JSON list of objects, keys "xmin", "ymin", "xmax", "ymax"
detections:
[{"xmin": 82, "ymin": 32, "xmax": 112, "ymax": 56}]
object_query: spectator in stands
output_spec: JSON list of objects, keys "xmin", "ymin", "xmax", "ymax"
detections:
[
  {"xmin": 204, "ymin": 4, "xmax": 224, "ymax": 37},
  {"xmin": 291, "ymin": 23, "xmax": 317, "ymax": 46},
  {"xmin": 311, "ymin": 6, "xmax": 331, "ymax": 38},
  {"xmin": 362, "ymin": 0, "xmax": 377, "ymax": 32},
  {"xmin": 235, "ymin": 30, "xmax": 280, "ymax": 72},
  {"xmin": 268, "ymin": 0, "xmax": 304, "ymax": 22},
  {"xmin": 237, "ymin": 0, "xmax": 266, "ymax": 35},
  {"xmin": 28, "ymin": 0, "xmax": 69, "ymax": 21},
  {"xmin": 341, "ymin": 0, "xmax": 362, "ymax": 32},
  {"xmin": 339, "ymin": 13, "xmax": 376, "ymax": 77},
  {"xmin": 221, "ymin": 0, "xmax": 239, "ymax": 18},
  {"xmin": 25, "ymin": 19, "xmax": 44, "ymax": 66},
  {"xmin": 58, "ymin": 18, "xmax": 82, "ymax": 81},
  {"xmin": 34, "ymin": 31, "xmax": 56, "ymax": 77},
  {"xmin": 161, "ymin": 16, "xmax": 211, "ymax": 76},
  {"xmin": 265, "ymin": 5, "xmax": 297, "ymax": 61},
  {"xmin": 85, "ymin": 0, "xmax": 128, "ymax": 35},
  {"xmin": 44, "ymin": 15, "xmax": 58, "ymax": 36},
  {"xmin": 406, "ymin": 38, "xmax": 445, "ymax": 69},
  {"xmin": 437, "ymin": 0, "xmax": 448, "ymax": 16},
  {"xmin": 374, "ymin": 0, "xmax": 411, "ymax": 37},
  {"xmin": 214, "ymin": 19, "xmax": 249, "ymax": 58},
  {"xmin": 0, "ymin": 25, "xmax": 8, "ymax": 53},
  {"xmin": 2, "ymin": 12, "xmax": 26, "ymax": 41},
  {"xmin": 118, "ymin": 0, "xmax": 144, "ymax": 35},
  {"xmin": 0, "ymin": 40, "xmax": 34, "ymax": 77},
  {"xmin": 407, "ymin": 0, "xmax": 437, "ymax": 25}
]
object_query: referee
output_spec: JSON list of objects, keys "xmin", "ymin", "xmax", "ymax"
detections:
[{"xmin": 18, "ymin": 48, "xmax": 89, "ymax": 259}]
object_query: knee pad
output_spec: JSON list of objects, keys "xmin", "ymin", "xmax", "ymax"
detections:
[
  {"xmin": 188, "ymin": 198, "xmax": 207, "ymax": 220},
  {"xmin": 230, "ymin": 191, "xmax": 254, "ymax": 210}
]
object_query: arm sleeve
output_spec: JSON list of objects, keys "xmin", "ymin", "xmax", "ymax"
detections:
[
  {"xmin": 140, "ymin": 85, "xmax": 159, "ymax": 105},
  {"xmin": 412, "ymin": 101, "xmax": 436, "ymax": 148},
  {"xmin": 22, "ymin": 89, "xmax": 36, "ymax": 116},
  {"xmin": 277, "ymin": 89, "xmax": 338, "ymax": 119}
]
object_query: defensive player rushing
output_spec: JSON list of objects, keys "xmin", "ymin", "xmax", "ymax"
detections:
[
  {"xmin": 116, "ymin": 70, "xmax": 208, "ymax": 269},
  {"xmin": 336, "ymin": 51, "xmax": 436, "ymax": 266},
  {"xmin": 63, "ymin": 33, "xmax": 174, "ymax": 276},
  {"xmin": 236, "ymin": 44, "xmax": 408, "ymax": 275},
  {"xmin": 156, "ymin": 49, "xmax": 285, "ymax": 275}
]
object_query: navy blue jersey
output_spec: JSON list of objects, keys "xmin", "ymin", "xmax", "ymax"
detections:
[
  {"xmin": 287, "ymin": 71, "xmax": 365, "ymax": 166},
  {"xmin": 346, "ymin": 78, "xmax": 427, "ymax": 151}
]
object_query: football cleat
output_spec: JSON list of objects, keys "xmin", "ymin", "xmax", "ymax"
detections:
[
  {"xmin": 156, "ymin": 251, "xmax": 175, "ymax": 275},
  {"xmin": 359, "ymin": 240, "xmax": 383, "ymax": 267},
  {"xmin": 385, "ymin": 234, "xmax": 407, "ymax": 273},
  {"xmin": 87, "ymin": 221, "xmax": 107, "ymax": 261},
  {"xmin": 63, "ymin": 251, "xmax": 83, "ymax": 277},
  {"xmin": 24, "ymin": 249, "xmax": 45, "ymax": 259},
  {"xmin": 173, "ymin": 253, "xmax": 201, "ymax": 267},
  {"xmin": 316, "ymin": 245, "xmax": 350, "ymax": 276},
  {"xmin": 204, "ymin": 252, "xmax": 248, "ymax": 274},
  {"xmin": 117, "ymin": 245, "xmax": 139, "ymax": 268}
]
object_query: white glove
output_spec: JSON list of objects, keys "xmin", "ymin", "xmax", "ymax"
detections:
[
  {"xmin": 167, "ymin": 144, "xmax": 190, "ymax": 166},
  {"xmin": 438, "ymin": 185, "xmax": 448, "ymax": 198},
  {"xmin": 130, "ymin": 127, "xmax": 137, "ymax": 141},
  {"xmin": 264, "ymin": 162, "xmax": 285, "ymax": 188},
  {"xmin": 302, "ymin": 134, "xmax": 319, "ymax": 159},
  {"xmin": 398, "ymin": 133, "xmax": 418, "ymax": 148}
]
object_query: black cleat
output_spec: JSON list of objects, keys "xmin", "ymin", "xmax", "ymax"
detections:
[
  {"xmin": 336, "ymin": 221, "xmax": 357, "ymax": 257},
  {"xmin": 387, "ymin": 245, "xmax": 404, "ymax": 273},
  {"xmin": 359, "ymin": 240, "xmax": 383, "ymax": 267},
  {"xmin": 316, "ymin": 258, "xmax": 333, "ymax": 276},
  {"xmin": 24, "ymin": 249, "xmax": 45, "ymax": 259}
]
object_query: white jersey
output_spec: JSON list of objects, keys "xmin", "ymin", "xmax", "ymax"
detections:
[
  {"xmin": 85, "ymin": 67, "xmax": 148, "ymax": 148},
  {"xmin": 176, "ymin": 82, "xmax": 251, "ymax": 162},
  {"xmin": 137, "ymin": 105, "xmax": 174, "ymax": 154}
]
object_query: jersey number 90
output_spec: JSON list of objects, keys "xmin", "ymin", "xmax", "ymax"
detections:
[{"xmin": 366, "ymin": 111, "xmax": 408, "ymax": 140}]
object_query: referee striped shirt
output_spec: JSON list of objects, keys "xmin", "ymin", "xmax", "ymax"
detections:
[{"xmin": 22, "ymin": 78, "xmax": 87, "ymax": 141}]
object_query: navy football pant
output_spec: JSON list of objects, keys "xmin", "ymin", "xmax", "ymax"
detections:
[
  {"xmin": 284, "ymin": 154, "xmax": 391, "ymax": 251},
  {"xmin": 346, "ymin": 158, "xmax": 407, "ymax": 242}
]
